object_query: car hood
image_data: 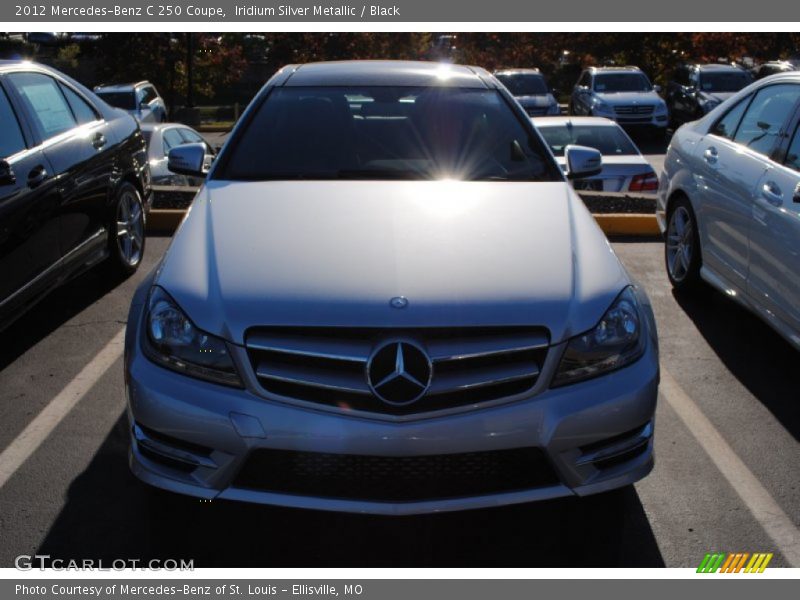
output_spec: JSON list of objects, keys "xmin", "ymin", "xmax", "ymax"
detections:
[
  {"xmin": 516, "ymin": 94, "xmax": 556, "ymax": 108},
  {"xmin": 698, "ymin": 90, "xmax": 736, "ymax": 103},
  {"xmin": 156, "ymin": 180, "xmax": 629, "ymax": 345},
  {"xmin": 595, "ymin": 91, "xmax": 663, "ymax": 105}
]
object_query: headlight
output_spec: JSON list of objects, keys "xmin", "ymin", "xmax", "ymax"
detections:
[
  {"xmin": 142, "ymin": 286, "xmax": 243, "ymax": 387},
  {"xmin": 701, "ymin": 99, "xmax": 720, "ymax": 113},
  {"xmin": 655, "ymin": 102, "xmax": 668, "ymax": 114},
  {"xmin": 592, "ymin": 99, "xmax": 613, "ymax": 114},
  {"xmin": 551, "ymin": 287, "xmax": 646, "ymax": 387}
]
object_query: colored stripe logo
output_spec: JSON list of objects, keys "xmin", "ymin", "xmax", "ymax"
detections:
[{"xmin": 697, "ymin": 552, "xmax": 773, "ymax": 573}]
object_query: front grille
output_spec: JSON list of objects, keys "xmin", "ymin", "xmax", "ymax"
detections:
[
  {"xmin": 245, "ymin": 326, "xmax": 549, "ymax": 416},
  {"xmin": 614, "ymin": 104, "xmax": 655, "ymax": 115},
  {"xmin": 233, "ymin": 447, "xmax": 558, "ymax": 501}
]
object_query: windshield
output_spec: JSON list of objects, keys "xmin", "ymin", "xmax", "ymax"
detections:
[
  {"xmin": 96, "ymin": 91, "xmax": 137, "ymax": 110},
  {"xmin": 699, "ymin": 71, "xmax": 751, "ymax": 93},
  {"xmin": 537, "ymin": 123, "xmax": 639, "ymax": 157},
  {"xmin": 496, "ymin": 73, "xmax": 549, "ymax": 96},
  {"xmin": 218, "ymin": 86, "xmax": 557, "ymax": 182},
  {"xmin": 593, "ymin": 73, "xmax": 652, "ymax": 93}
]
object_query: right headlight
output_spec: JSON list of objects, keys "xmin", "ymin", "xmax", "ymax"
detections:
[
  {"xmin": 551, "ymin": 286, "xmax": 646, "ymax": 387},
  {"xmin": 142, "ymin": 286, "xmax": 243, "ymax": 388}
]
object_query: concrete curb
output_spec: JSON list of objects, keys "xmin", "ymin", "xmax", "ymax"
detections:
[{"xmin": 146, "ymin": 208, "xmax": 661, "ymax": 237}]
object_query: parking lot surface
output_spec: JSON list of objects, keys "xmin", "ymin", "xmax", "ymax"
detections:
[{"xmin": 0, "ymin": 234, "xmax": 797, "ymax": 568}]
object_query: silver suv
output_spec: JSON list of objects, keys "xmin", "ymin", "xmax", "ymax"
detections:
[
  {"xmin": 570, "ymin": 66, "xmax": 668, "ymax": 136},
  {"xmin": 94, "ymin": 80, "xmax": 167, "ymax": 123}
]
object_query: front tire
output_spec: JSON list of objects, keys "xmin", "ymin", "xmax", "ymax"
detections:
[
  {"xmin": 108, "ymin": 182, "xmax": 145, "ymax": 277},
  {"xmin": 665, "ymin": 197, "xmax": 701, "ymax": 290}
]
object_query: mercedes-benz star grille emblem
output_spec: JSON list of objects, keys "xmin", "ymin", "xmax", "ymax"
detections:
[{"xmin": 366, "ymin": 341, "xmax": 432, "ymax": 405}]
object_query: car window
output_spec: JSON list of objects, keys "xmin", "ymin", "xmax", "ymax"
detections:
[
  {"xmin": 674, "ymin": 67, "xmax": 690, "ymax": 86},
  {"xmin": 162, "ymin": 128, "xmax": 186, "ymax": 155},
  {"xmin": 140, "ymin": 86, "xmax": 157, "ymax": 105},
  {"xmin": 496, "ymin": 73, "xmax": 548, "ymax": 96},
  {"xmin": 698, "ymin": 70, "xmax": 751, "ymax": 93},
  {"xmin": 710, "ymin": 95, "xmax": 750, "ymax": 140},
  {"xmin": 537, "ymin": 124, "xmax": 639, "ymax": 157},
  {"xmin": 59, "ymin": 83, "xmax": 98, "ymax": 125},
  {"xmin": 97, "ymin": 90, "xmax": 137, "ymax": 111},
  {"xmin": 578, "ymin": 72, "xmax": 591, "ymax": 88},
  {"xmin": 732, "ymin": 84, "xmax": 800, "ymax": 156},
  {"xmin": 784, "ymin": 122, "xmax": 800, "ymax": 172},
  {"xmin": 0, "ymin": 86, "xmax": 26, "ymax": 158},
  {"xmin": 593, "ymin": 73, "xmax": 651, "ymax": 92},
  {"xmin": 219, "ymin": 86, "xmax": 557, "ymax": 182},
  {"xmin": 7, "ymin": 72, "xmax": 77, "ymax": 140},
  {"xmin": 179, "ymin": 128, "xmax": 204, "ymax": 144}
]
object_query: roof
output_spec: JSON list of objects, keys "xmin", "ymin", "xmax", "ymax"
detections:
[
  {"xmin": 494, "ymin": 68, "xmax": 542, "ymax": 75},
  {"xmin": 588, "ymin": 66, "xmax": 642, "ymax": 73},
  {"xmin": 532, "ymin": 116, "xmax": 621, "ymax": 128},
  {"xmin": 95, "ymin": 81, "xmax": 150, "ymax": 92},
  {"xmin": 283, "ymin": 61, "xmax": 492, "ymax": 88},
  {"xmin": 692, "ymin": 63, "xmax": 746, "ymax": 72}
]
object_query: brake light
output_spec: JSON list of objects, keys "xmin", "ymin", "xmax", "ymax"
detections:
[{"xmin": 629, "ymin": 171, "xmax": 658, "ymax": 192}]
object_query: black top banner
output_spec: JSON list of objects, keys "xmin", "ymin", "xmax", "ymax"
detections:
[{"xmin": 3, "ymin": 0, "xmax": 799, "ymax": 22}]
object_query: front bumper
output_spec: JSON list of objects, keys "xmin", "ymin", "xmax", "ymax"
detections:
[{"xmin": 125, "ymin": 297, "xmax": 659, "ymax": 514}]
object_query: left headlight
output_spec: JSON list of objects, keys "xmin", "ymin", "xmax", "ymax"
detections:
[
  {"xmin": 142, "ymin": 286, "xmax": 243, "ymax": 388},
  {"xmin": 551, "ymin": 287, "xmax": 646, "ymax": 387}
]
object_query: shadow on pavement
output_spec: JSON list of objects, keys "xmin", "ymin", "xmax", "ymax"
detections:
[
  {"xmin": 37, "ymin": 414, "xmax": 665, "ymax": 567},
  {"xmin": 673, "ymin": 287, "xmax": 800, "ymax": 440}
]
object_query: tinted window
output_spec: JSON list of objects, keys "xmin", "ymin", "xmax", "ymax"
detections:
[
  {"xmin": 593, "ymin": 73, "xmax": 651, "ymax": 92},
  {"xmin": 140, "ymin": 86, "xmax": 157, "ymax": 104},
  {"xmin": 8, "ymin": 72, "xmax": 76, "ymax": 139},
  {"xmin": 538, "ymin": 124, "xmax": 639, "ymax": 157},
  {"xmin": 699, "ymin": 70, "xmax": 751, "ymax": 93},
  {"xmin": 179, "ymin": 128, "xmax": 204, "ymax": 144},
  {"xmin": 0, "ymin": 86, "xmax": 26, "ymax": 158},
  {"xmin": 97, "ymin": 91, "xmax": 137, "ymax": 110},
  {"xmin": 673, "ymin": 67, "xmax": 689, "ymax": 86},
  {"xmin": 60, "ymin": 83, "xmax": 97, "ymax": 125},
  {"xmin": 710, "ymin": 96, "xmax": 750, "ymax": 139},
  {"xmin": 733, "ymin": 84, "xmax": 800, "ymax": 156},
  {"xmin": 578, "ymin": 72, "xmax": 591, "ymax": 88},
  {"xmin": 496, "ymin": 73, "xmax": 548, "ymax": 96},
  {"xmin": 784, "ymin": 123, "xmax": 800, "ymax": 172},
  {"xmin": 219, "ymin": 86, "xmax": 556, "ymax": 182},
  {"xmin": 162, "ymin": 128, "xmax": 185, "ymax": 155}
]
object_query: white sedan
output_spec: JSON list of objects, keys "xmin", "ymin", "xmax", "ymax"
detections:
[
  {"xmin": 533, "ymin": 116, "xmax": 658, "ymax": 193},
  {"xmin": 658, "ymin": 72, "xmax": 800, "ymax": 350}
]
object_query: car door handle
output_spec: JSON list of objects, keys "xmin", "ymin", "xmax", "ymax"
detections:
[
  {"xmin": 27, "ymin": 165, "xmax": 47, "ymax": 188},
  {"xmin": 761, "ymin": 181, "xmax": 783, "ymax": 207},
  {"xmin": 92, "ymin": 132, "xmax": 107, "ymax": 149},
  {"xmin": 703, "ymin": 147, "xmax": 718, "ymax": 164}
]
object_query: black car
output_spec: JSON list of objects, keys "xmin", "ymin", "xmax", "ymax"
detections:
[
  {"xmin": 752, "ymin": 60, "xmax": 796, "ymax": 80},
  {"xmin": 665, "ymin": 63, "xmax": 753, "ymax": 129},
  {"xmin": 0, "ymin": 61, "xmax": 151, "ymax": 331}
]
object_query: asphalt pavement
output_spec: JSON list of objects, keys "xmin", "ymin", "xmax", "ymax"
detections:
[{"xmin": 0, "ymin": 233, "xmax": 797, "ymax": 568}]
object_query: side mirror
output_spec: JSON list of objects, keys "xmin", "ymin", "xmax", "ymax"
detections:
[
  {"xmin": 168, "ymin": 143, "xmax": 208, "ymax": 178},
  {"xmin": 654, "ymin": 84, "xmax": 662, "ymax": 94},
  {"xmin": 565, "ymin": 145, "xmax": 602, "ymax": 180},
  {"xmin": 0, "ymin": 160, "xmax": 15, "ymax": 185}
]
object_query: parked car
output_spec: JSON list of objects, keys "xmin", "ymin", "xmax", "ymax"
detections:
[
  {"xmin": 140, "ymin": 123, "xmax": 215, "ymax": 208},
  {"xmin": 665, "ymin": 63, "xmax": 752, "ymax": 129},
  {"xmin": 534, "ymin": 116, "xmax": 658, "ymax": 193},
  {"xmin": 0, "ymin": 60, "xmax": 151, "ymax": 331},
  {"xmin": 570, "ymin": 66, "xmax": 668, "ymax": 137},
  {"xmin": 658, "ymin": 72, "xmax": 800, "ymax": 350},
  {"xmin": 752, "ymin": 60, "xmax": 795, "ymax": 80},
  {"xmin": 125, "ymin": 60, "xmax": 659, "ymax": 514},
  {"xmin": 94, "ymin": 81, "xmax": 168, "ymax": 124},
  {"xmin": 494, "ymin": 68, "xmax": 560, "ymax": 116}
]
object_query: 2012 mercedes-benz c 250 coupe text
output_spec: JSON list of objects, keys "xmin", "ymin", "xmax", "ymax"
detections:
[{"xmin": 125, "ymin": 61, "xmax": 660, "ymax": 515}]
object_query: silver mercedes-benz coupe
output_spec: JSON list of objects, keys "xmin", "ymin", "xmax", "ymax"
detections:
[{"xmin": 125, "ymin": 61, "xmax": 659, "ymax": 515}]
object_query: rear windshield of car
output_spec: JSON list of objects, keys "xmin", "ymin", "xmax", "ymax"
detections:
[
  {"xmin": 495, "ymin": 73, "xmax": 548, "ymax": 96},
  {"xmin": 537, "ymin": 123, "xmax": 640, "ymax": 157},
  {"xmin": 217, "ymin": 86, "xmax": 559, "ymax": 182},
  {"xmin": 96, "ymin": 91, "xmax": 136, "ymax": 110},
  {"xmin": 699, "ymin": 71, "xmax": 751, "ymax": 93},
  {"xmin": 593, "ymin": 73, "xmax": 652, "ymax": 93}
]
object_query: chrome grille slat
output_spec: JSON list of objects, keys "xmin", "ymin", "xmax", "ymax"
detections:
[
  {"xmin": 255, "ymin": 362, "xmax": 370, "ymax": 395},
  {"xmin": 613, "ymin": 104, "xmax": 655, "ymax": 115},
  {"xmin": 427, "ymin": 363, "xmax": 541, "ymax": 396},
  {"xmin": 246, "ymin": 327, "xmax": 549, "ymax": 416}
]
